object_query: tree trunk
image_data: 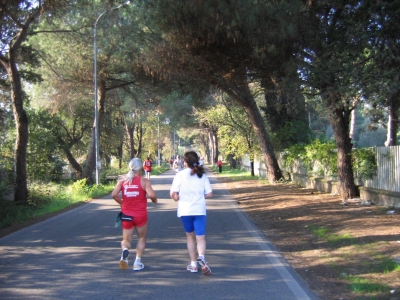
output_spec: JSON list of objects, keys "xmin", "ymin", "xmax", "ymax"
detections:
[
  {"xmin": 227, "ymin": 153, "xmax": 237, "ymax": 169},
  {"xmin": 208, "ymin": 130, "xmax": 214, "ymax": 163},
  {"xmin": 136, "ymin": 120, "xmax": 143, "ymax": 157},
  {"xmin": 213, "ymin": 128, "xmax": 219, "ymax": 163},
  {"xmin": 6, "ymin": 56, "xmax": 29, "ymax": 202},
  {"xmin": 261, "ymin": 77, "xmax": 280, "ymax": 132},
  {"xmin": 0, "ymin": 2, "xmax": 45, "ymax": 203},
  {"xmin": 218, "ymin": 80, "xmax": 282, "ymax": 183},
  {"xmin": 205, "ymin": 148, "xmax": 211, "ymax": 164},
  {"xmin": 325, "ymin": 93, "xmax": 358, "ymax": 200},
  {"xmin": 64, "ymin": 147, "xmax": 83, "ymax": 180},
  {"xmin": 117, "ymin": 142, "xmax": 123, "ymax": 169},
  {"xmin": 126, "ymin": 123, "xmax": 136, "ymax": 159},
  {"xmin": 386, "ymin": 93, "xmax": 399, "ymax": 146},
  {"xmin": 56, "ymin": 137, "xmax": 83, "ymax": 179},
  {"xmin": 208, "ymin": 126, "xmax": 218, "ymax": 163},
  {"xmin": 250, "ymin": 160, "xmax": 255, "ymax": 177},
  {"xmin": 349, "ymin": 98, "xmax": 358, "ymax": 148},
  {"xmin": 349, "ymin": 106, "xmax": 357, "ymax": 144},
  {"xmin": 82, "ymin": 79, "xmax": 107, "ymax": 182}
]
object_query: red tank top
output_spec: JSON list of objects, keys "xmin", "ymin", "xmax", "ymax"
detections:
[
  {"xmin": 144, "ymin": 160, "xmax": 152, "ymax": 171},
  {"xmin": 121, "ymin": 176, "xmax": 147, "ymax": 218}
]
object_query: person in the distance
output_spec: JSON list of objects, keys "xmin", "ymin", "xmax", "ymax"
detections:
[{"xmin": 143, "ymin": 156, "xmax": 153, "ymax": 179}]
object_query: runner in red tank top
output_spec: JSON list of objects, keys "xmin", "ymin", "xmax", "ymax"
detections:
[
  {"xmin": 112, "ymin": 158, "xmax": 157, "ymax": 271},
  {"xmin": 143, "ymin": 157, "xmax": 153, "ymax": 179},
  {"xmin": 121, "ymin": 176, "xmax": 148, "ymax": 219}
]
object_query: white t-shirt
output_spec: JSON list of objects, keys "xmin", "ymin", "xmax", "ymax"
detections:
[
  {"xmin": 170, "ymin": 168, "xmax": 212, "ymax": 217},
  {"xmin": 174, "ymin": 159, "xmax": 183, "ymax": 172}
]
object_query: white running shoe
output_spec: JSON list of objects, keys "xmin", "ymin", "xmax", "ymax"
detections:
[
  {"xmin": 119, "ymin": 258, "xmax": 128, "ymax": 270},
  {"xmin": 197, "ymin": 256, "xmax": 212, "ymax": 276},
  {"xmin": 119, "ymin": 249, "xmax": 129, "ymax": 270},
  {"xmin": 133, "ymin": 262, "xmax": 144, "ymax": 271},
  {"xmin": 187, "ymin": 264, "xmax": 198, "ymax": 273}
]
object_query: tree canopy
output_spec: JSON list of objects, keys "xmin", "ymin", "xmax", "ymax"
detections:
[{"xmin": 0, "ymin": 0, "xmax": 398, "ymax": 202}]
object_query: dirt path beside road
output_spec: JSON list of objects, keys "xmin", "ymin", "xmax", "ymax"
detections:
[{"xmin": 217, "ymin": 176, "xmax": 400, "ymax": 300}]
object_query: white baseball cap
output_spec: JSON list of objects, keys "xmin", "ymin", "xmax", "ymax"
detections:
[{"xmin": 129, "ymin": 158, "xmax": 142, "ymax": 171}]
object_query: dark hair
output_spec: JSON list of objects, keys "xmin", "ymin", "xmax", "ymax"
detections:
[{"xmin": 184, "ymin": 151, "xmax": 204, "ymax": 178}]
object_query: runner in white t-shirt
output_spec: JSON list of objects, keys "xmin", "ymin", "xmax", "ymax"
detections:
[
  {"xmin": 173, "ymin": 155, "xmax": 183, "ymax": 172},
  {"xmin": 170, "ymin": 151, "xmax": 213, "ymax": 276}
]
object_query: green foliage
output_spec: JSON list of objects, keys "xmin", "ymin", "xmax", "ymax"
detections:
[
  {"xmin": 376, "ymin": 258, "xmax": 400, "ymax": 274},
  {"xmin": 352, "ymin": 148, "xmax": 377, "ymax": 181},
  {"xmin": 270, "ymin": 120, "xmax": 312, "ymax": 152},
  {"xmin": 195, "ymin": 97, "xmax": 260, "ymax": 162},
  {"xmin": 283, "ymin": 140, "xmax": 378, "ymax": 180},
  {"xmin": 0, "ymin": 199, "xmax": 32, "ymax": 229},
  {"xmin": 344, "ymin": 275, "xmax": 389, "ymax": 294},
  {"xmin": 282, "ymin": 143, "xmax": 306, "ymax": 168},
  {"xmin": 151, "ymin": 165, "xmax": 169, "ymax": 175},
  {"xmin": 27, "ymin": 108, "xmax": 66, "ymax": 182},
  {"xmin": 0, "ymin": 108, "xmax": 15, "ymax": 183},
  {"xmin": 0, "ymin": 179, "xmax": 115, "ymax": 231},
  {"xmin": 101, "ymin": 162, "xmax": 169, "ymax": 185},
  {"xmin": 311, "ymin": 225, "xmax": 355, "ymax": 247},
  {"xmin": 283, "ymin": 139, "xmax": 337, "ymax": 176},
  {"xmin": 0, "ymin": 182, "xmax": 9, "ymax": 201},
  {"xmin": 69, "ymin": 179, "xmax": 88, "ymax": 194},
  {"xmin": 213, "ymin": 165, "xmax": 258, "ymax": 181},
  {"xmin": 304, "ymin": 139, "xmax": 337, "ymax": 175}
]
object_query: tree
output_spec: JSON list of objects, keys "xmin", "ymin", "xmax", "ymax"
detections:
[
  {"xmin": 134, "ymin": 0, "xmax": 308, "ymax": 182},
  {"xmin": 195, "ymin": 93, "xmax": 259, "ymax": 175},
  {"xmin": 298, "ymin": 1, "xmax": 374, "ymax": 199},
  {"xmin": 0, "ymin": 103, "xmax": 14, "ymax": 187},
  {"xmin": 260, "ymin": 74, "xmax": 311, "ymax": 152},
  {"xmin": 0, "ymin": 0, "xmax": 69, "ymax": 202},
  {"xmin": 357, "ymin": 1, "xmax": 400, "ymax": 146},
  {"xmin": 298, "ymin": 0, "xmax": 400, "ymax": 199},
  {"xmin": 27, "ymin": 108, "xmax": 66, "ymax": 182},
  {"xmin": 30, "ymin": 1, "xmax": 147, "ymax": 182}
]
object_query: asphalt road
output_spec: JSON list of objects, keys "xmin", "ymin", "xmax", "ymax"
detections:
[{"xmin": 0, "ymin": 169, "xmax": 319, "ymax": 300}]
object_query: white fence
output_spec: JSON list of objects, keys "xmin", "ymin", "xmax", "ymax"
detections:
[{"xmin": 363, "ymin": 146, "xmax": 400, "ymax": 193}]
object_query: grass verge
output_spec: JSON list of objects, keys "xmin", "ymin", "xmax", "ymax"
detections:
[
  {"xmin": 311, "ymin": 225, "xmax": 400, "ymax": 297},
  {"xmin": 0, "ymin": 180, "xmax": 115, "ymax": 231},
  {"xmin": 0, "ymin": 165, "xmax": 169, "ymax": 232},
  {"xmin": 211, "ymin": 165, "xmax": 260, "ymax": 181}
]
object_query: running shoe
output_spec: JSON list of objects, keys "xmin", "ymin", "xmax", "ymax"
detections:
[
  {"xmin": 119, "ymin": 249, "xmax": 129, "ymax": 270},
  {"xmin": 187, "ymin": 264, "xmax": 198, "ymax": 273},
  {"xmin": 120, "ymin": 258, "xmax": 128, "ymax": 270},
  {"xmin": 133, "ymin": 262, "xmax": 144, "ymax": 271},
  {"xmin": 197, "ymin": 256, "xmax": 212, "ymax": 276}
]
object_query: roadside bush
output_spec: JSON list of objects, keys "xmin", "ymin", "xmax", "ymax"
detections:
[{"xmin": 283, "ymin": 139, "xmax": 377, "ymax": 179}]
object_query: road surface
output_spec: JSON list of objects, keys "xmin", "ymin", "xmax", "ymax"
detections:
[{"xmin": 0, "ymin": 169, "xmax": 318, "ymax": 300}]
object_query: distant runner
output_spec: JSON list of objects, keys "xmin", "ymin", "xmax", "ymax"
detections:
[{"xmin": 143, "ymin": 157, "xmax": 153, "ymax": 179}]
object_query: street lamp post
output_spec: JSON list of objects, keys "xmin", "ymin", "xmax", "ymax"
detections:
[
  {"xmin": 157, "ymin": 113, "xmax": 160, "ymax": 167},
  {"xmin": 93, "ymin": 1, "xmax": 129, "ymax": 185}
]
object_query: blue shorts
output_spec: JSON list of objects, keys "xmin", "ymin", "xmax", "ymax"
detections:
[{"xmin": 180, "ymin": 215, "xmax": 207, "ymax": 236}]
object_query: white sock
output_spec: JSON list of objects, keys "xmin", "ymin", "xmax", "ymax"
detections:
[
  {"xmin": 135, "ymin": 257, "xmax": 141, "ymax": 263},
  {"xmin": 191, "ymin": 261, "xmax": 197, "ymax": 267}
]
